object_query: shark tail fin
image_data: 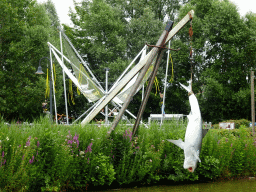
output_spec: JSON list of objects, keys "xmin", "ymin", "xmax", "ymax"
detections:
[{"xmin": 179, "ymin": 80, "xmax": 192, "ymax": 93}]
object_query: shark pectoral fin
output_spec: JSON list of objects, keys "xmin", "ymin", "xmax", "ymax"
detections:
[{"xmin": 166, "ymin": 139, "xmax": 184, "ymax": 150}]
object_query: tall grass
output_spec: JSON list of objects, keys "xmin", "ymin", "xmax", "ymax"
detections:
[{"xmin": 1, "ymin": 117, "xmax": 256, "ymax": 191}]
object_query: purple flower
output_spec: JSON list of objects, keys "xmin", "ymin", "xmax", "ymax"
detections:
[
  {"xmin": 67, "ymin": 140, "xmax": 73, "ymax": 145},
  {"xmin": 85, "ymin": 143, "xmax": 93, "ymax": 153},
  {"xmin": 2, "ymin": 151, "xmax": 4, "ymax": 158},
  {"xmin": 73, "ymin": 134, "xmax": 79, "ymax": 141},
  {"xmin": 19, "ymin": 145, "xmax": 21, "ymax": 148},
  {"xmin": 26, "ymin": 140, "xmax": 30, "ymax": 147},
  {"xmin": 3, "ymin": 159, "xmax": 6, "ymax": 165},
  {"xmin": 231, "ymin": 143, "xmax": 233, "ymax": 147},
  {"xmin": 165, "ymin": 154, "xmax": 166, "ymax": 158},
  {"xmin": 87, "ymin": 158, "xmax": 89, "ymax": 164},
  {"xmin": 36, "ymin": 151, "xmax": 38, "ymax": 156},
  {"xmin": 37, "ymin": 141, "xmax": 40, "ymax": 148},
  {"xmin": 29, "ymin": 156, "xmax": 35, "ymax": 164},
  {"xmin": 217, "ymin": 140, "xmax": 220, "ymax": 145},
  {"xmin": 26, "ymin": 137, "xmax": 31, "ymax": 147},
  {"xmin": 22, "ymin": 155, "xmax": 24, "ymax": 160},
  {"xmin": 113, "ymin": 155, "xmax": 114, "ymax": 159}
]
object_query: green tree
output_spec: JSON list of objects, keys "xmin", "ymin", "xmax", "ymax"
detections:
[
  {"xmin": 69, "ymin": 0, "xmax": 127, "ymax": 83},
  {"xmin": 0, "ymin": 0, "xmax": 63, "ymax": 122},
  {"xmin": 172, "ymin": 0, "xmax": 256, "ymax": 123},
  {"xmin": 106, "ymin": 0, "xmax": 189, "ymax": 21}
]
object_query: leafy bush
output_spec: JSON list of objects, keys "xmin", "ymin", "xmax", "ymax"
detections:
[{"xmin": 1, "ymin": 117, "xmax": 256, "ymax": 190}]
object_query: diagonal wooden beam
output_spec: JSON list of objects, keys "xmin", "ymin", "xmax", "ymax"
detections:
[
  {"xmin": 107, "ymin": 21, "xmax": 174, "ymax": 135},
  {"xmin": 80, "ymin": 10, "xmax": 194, "ymax": 126}
]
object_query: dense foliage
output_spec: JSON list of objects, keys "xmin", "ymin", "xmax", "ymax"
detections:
[
  {"xmin": 66, "ymin": 0, "xmax": 256, "ymax": 124},
  {"xmin": 0, "ymin": 0, "xmax": 64, "ymax": 122},
  {"xmin": 1, "ymin": 0, "xmax": 256, "ymax": 123},
  {"xmin": 0, "ymin": 117, "xmax": 256, "ymax": 191}
]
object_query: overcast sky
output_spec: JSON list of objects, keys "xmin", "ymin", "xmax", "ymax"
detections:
[{"xmin": 37, "ymin": 0, "xmax": 256, "ymax": 25}]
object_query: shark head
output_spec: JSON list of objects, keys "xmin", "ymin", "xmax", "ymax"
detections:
[{"xmin": 183, "ymin": 146, "xmax": 201, "ymax": 173}]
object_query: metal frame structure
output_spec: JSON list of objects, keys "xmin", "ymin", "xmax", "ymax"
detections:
[
  {"xmin": 47, "ymin": 10, "xmax": 194, "ymax": 129},
  {"xmin": 48, "ymin": 31, "xmax": 149, "ymax": 126}
]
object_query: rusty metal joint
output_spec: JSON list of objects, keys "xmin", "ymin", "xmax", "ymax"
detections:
[{"xmin": 145, "ymin": 43, "xmax": 180, "ymax": 51}]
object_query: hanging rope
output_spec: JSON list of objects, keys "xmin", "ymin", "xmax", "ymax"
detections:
[
  {"xmin": 45, "ymin": 68, "xmax": 50, "ymax": 99},
  {"xmin": 169, "ymin": 52, "xmax": 174, "ymax": 83},
  {"xmin": 68, "ymin": 79, "xmax": 75, "ymax": 105},
  {"xmin": 77, "ymin": 64, "xmax": 83, "ymax": 95},
  {"xmin": 154, "ymin": 76, "xmax": 160, "ymax": 96}
]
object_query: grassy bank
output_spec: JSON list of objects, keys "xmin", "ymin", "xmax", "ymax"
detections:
[{"xmin": 0, "ymin": 117, "xmax": 255, "ymax": 191}]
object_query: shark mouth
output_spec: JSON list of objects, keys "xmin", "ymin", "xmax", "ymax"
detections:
[{"xmin": 188, "ymin": 167, "xmax": 193, "ymax": 172}]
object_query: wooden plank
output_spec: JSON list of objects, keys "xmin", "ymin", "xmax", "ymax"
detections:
[
  {"xmin": 165, "ymin": 10, "xmax": 194, "ymax": 44},
  {"xmin": 81, "ymin": 10, "xmax": 194, "ymax": 126},
  {"xmin": 81, "ymin": 49, "xmax": 156, "ymax": 125}
]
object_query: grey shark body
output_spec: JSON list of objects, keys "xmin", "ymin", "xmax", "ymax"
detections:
[{"xmin": 167, "ymin": 80, "xmax": 203, "ymax": 172}]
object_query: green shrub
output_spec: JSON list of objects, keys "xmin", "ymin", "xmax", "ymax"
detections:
[{"xmin": 1, "ymin": 117, "xmax": 256, "ymax": 190}]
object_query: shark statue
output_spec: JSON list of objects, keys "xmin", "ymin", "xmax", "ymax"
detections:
[{"xmin": 167, "ymin": 80, "xmax": 204, "ymax": 173}]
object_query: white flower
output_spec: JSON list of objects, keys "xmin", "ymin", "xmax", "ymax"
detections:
[
  {"xmin": 96, "ymin": 166, "xmax": 99, "ymax": 170},
  {"xmin": 91, "ymin": 139, "xmax": 94, "ymax": 141},
  {"xmin": 149, "ymin": 159, "xmax": 152, "ymax": 162},
  {"xmin": 80, "ymin": 151, "xmax": 85, "ymax": 156},
  {"xmin": 6, "ymin": 137, "xmax": 9, "ymax": 141},
  {"xmin": 0, "ymin": 140, "xmax": 1, "ymax": 143}
]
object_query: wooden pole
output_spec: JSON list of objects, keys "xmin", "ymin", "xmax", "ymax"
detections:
[
  {"xmin": 108, "ymin": 21, "xmax": 174, "ymax": 135},
  {"xmin": 80, "ymin": 10, "xmax": 194, "ymax": 126},
  {"xmin": 251, "ymin": 70, "xmax": 255, "ymax": 134},
  {"xmin": 132, "ymin": 50, "xmax": 166, "ymax": 135},
  {"xmin": 132, "ymin": 21, "xmax": 174, "ymax": 135}
]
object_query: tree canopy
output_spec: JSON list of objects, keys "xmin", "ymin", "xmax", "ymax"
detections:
[
  {"xmin": 1, "ymin": 0, "xmax": 256, "ymax": 124},
  {"xmin": 0, "ymin": 0, "xmax": 63, "ymax": 121}
]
